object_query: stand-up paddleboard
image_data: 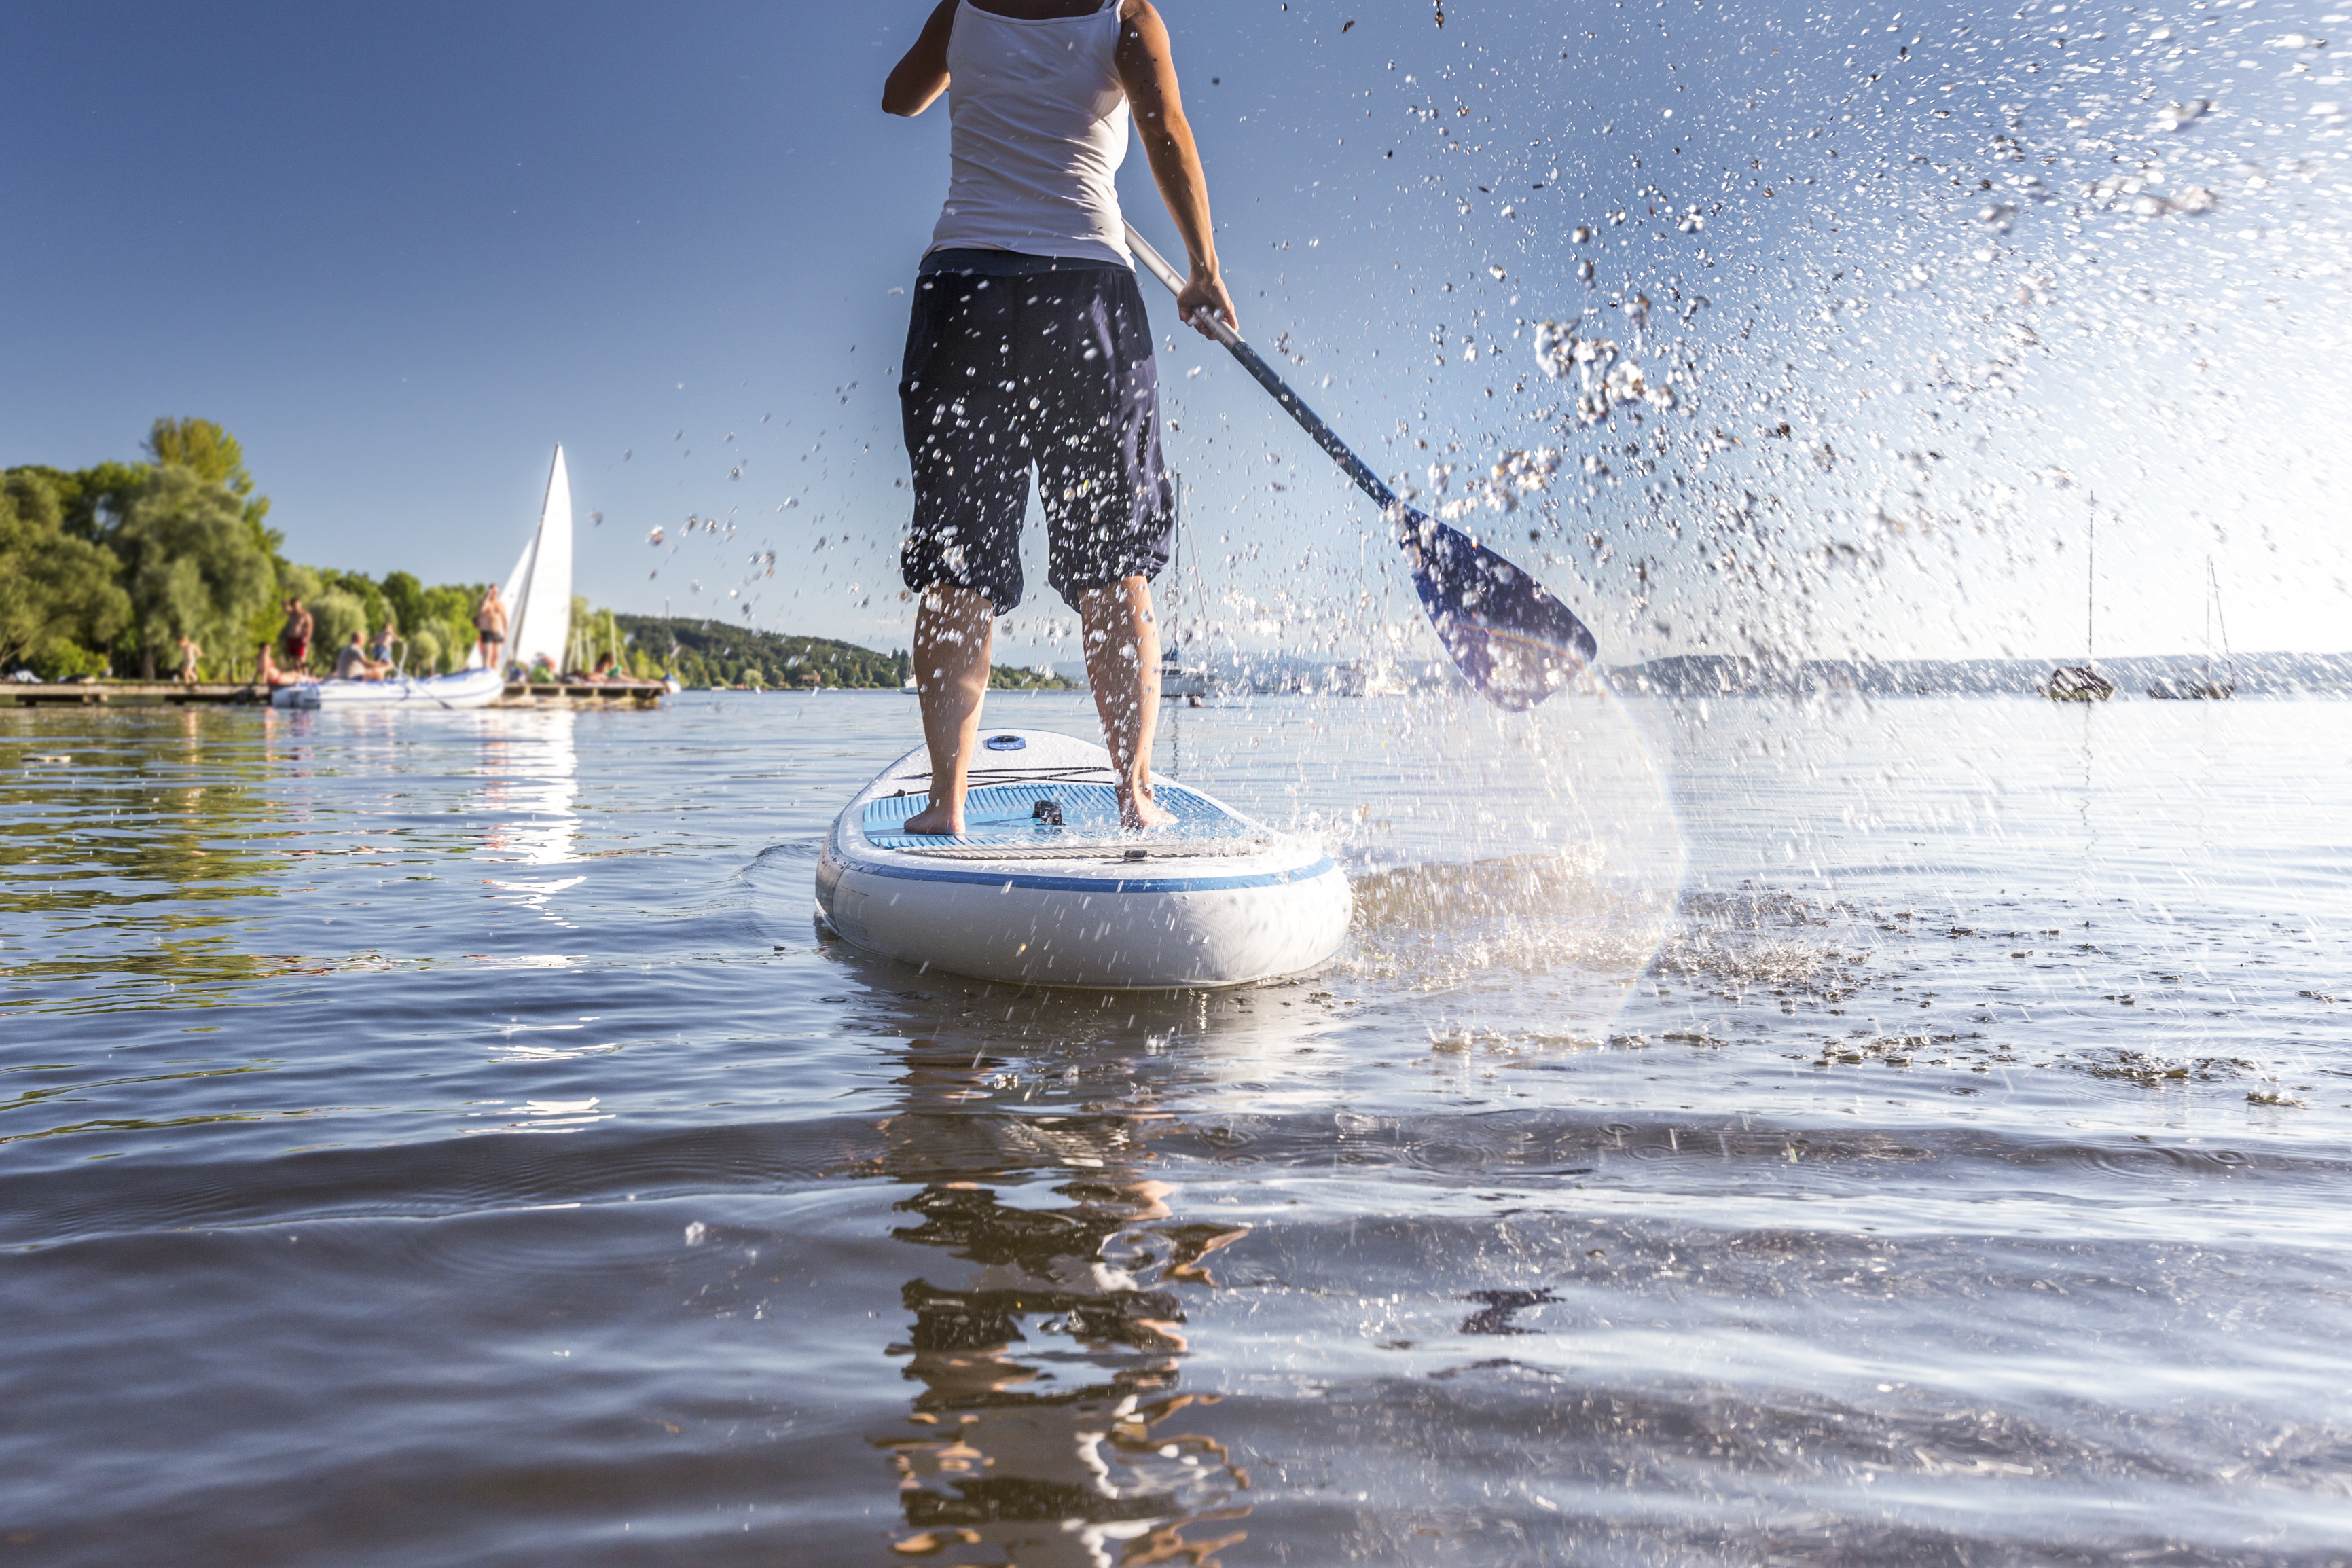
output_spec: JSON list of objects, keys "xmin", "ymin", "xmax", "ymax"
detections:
[
  {"xmin": 271, "ymin": 669, "xmax": 507, "ymax": 710},
  {"xmin": 816, "ymin": 730, "xmax": 1350, "ymax": 989}
]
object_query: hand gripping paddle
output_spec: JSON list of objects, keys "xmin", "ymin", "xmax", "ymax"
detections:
[{"xmin": 1126, "ymin": 225, "xmax": 1599, "ymax": 711}]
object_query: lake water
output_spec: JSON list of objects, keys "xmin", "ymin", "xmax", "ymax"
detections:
[{"xmin": 3, "ymin": 691, "xmax": 2347, "ymax": 1566}]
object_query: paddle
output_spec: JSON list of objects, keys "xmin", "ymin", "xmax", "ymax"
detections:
[{"xmin": 1125, "ymin": 225, "xmax": 1599, "ymax": 711}]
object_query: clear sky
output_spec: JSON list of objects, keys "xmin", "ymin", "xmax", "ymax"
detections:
[{"xmin": 7, "ymin": 0, "xmax": 2345, "ymax": 666}]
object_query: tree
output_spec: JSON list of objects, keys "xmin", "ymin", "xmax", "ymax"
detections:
[
  {"xmin": 406, "ymin": 627, "xmax": 443, "ymax": 674},
  {"xmin": 0, "ymin": 471, "xmax": 130, "ymax": 676},
  {"xmin": 145, "ymin": 418, "xmax": 251, "ymax": 490},
  {"xmin": 308, "ymin": 589, "xmax": 369, "ymax": 658},
  {"xmin": 111, "ymin": 466, "xmax": 276, "ymax": 678},
  {"xmin": 315, "ymin": 568, "xmax": 388, "ymax": 640},
  {"xmin": 145, "ymin": 418, "xmax": 281, "ymax": 559},
  {"xmin": 7, "ymin": 462, "xmax": 153, "ymax": 544},
  {"xmin": 380, "ymin": 570, "xmax": 426, "ymax": 634},
  {"xmin": 408, "ymin": 581, "xmax": 482, "ymax": 672}
]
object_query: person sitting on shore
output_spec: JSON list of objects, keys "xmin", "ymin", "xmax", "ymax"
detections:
[
  {"xmin": 333, "ymin": 630, "xmax": 393, "ymax": 682},
  {"xmin": 281, "ymin": 598, "xmax": 313, "ymax": 673},
  {"xmin": 255, "ymin": 643, "xmax": 302, "ymax": 689},
  {"xmin": 175, "ymin": 632, "xmax": 202, "ymax": 683}
]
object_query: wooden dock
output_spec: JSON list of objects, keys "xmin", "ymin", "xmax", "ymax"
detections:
[
  {"xmin": 497, "ymin": 681, "xmax": 665, "ymax": 710},
  {"xmin": 5, "ymin": 680, "xmax": 664, "ymax": 710}
]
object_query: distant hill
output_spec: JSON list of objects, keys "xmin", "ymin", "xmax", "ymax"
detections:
[
  {"xmin": 1604, "ymin": 651, "xmax": 2352, "ymax": 697},
  {"xmin": 1089, "ymin": 646, "xmax": 2352, "ymax": 699},
  {"xmin": 602, "ymin": 621, "xmax": 2352, "ymax": 697},
  {"xmin": 609, "ymin": 614, "xmax": 1072, "ymax": 690}
]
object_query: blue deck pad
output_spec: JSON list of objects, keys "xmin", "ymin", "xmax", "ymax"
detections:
[{"xmin": 863, "ymin": 781, "xmax": 1246, "ymax": 851}]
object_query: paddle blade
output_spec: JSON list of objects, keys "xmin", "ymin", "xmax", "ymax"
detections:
[{"xmin": 1400, "ymin": 509, "xmax": 1599, "ymax": 710}]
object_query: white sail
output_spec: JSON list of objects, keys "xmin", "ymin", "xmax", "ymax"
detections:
[{"xmin": 504, "ymin": 447, "xmax": 573, "ymax": 677}]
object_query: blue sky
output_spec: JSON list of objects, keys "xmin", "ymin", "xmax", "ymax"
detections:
[{"xmin": 7, "ymin": 0, "xmax": 2345, "ymax": 664}]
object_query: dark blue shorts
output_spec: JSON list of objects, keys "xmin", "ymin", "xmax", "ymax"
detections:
[{"xmin": 898, "ymin": 251, "xmax": 1173, "ymax": 613}]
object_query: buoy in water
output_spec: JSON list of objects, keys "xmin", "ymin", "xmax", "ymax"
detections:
[{"xmin": 816, "ymin": 730, "xmax": 1349, "ymax": 989}]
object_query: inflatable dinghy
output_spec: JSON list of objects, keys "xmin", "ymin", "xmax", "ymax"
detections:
[
  {"xmin": 270, "ymin": 668, "xmax": 507, "ymax": 711},
  {"xmin": 816, "ymin": 729, "xmax": 1349, "ymax": 989}
]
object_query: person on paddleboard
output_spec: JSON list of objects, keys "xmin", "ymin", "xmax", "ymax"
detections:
[{"xmin": 884, "ymin": 0, "xmax": 1234, "ymax": 834}]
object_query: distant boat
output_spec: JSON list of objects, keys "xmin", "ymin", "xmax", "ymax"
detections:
[
  {"xmin": 282, "ymin": 447, "xmax": 572, "ymax": 710},
  {"xmin": 489, "ymin": 446, "xmax": 573, "ymax": 680},
  {"xmin": 2046, "ymin": 496, "xmax": 2114, "ymax": 703},
  {"xmin": 1328, "ymin": 659, "xmax": 1408, "ymax": 697},
  {"xmin": 1159, "ymin": 650, "xmax": 1213, "ymax": 699},
  {"xmin": 272, "ymin": 668, "xmax": 505, "ymax": 711},
  {"xmin": 2042, "ymin": 666, "xmax": 2116, "ymax": 702},
  {"xmin": 2150, "ymin": 559, "xmax": 2235, "ymax": 699}
]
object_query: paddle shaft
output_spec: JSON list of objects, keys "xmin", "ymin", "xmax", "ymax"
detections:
[
  {"xmin": 1125, "ymin": 227, "xmax": 1401, "ymax": 517},
  {"xmin": 1125, "ymin": 227, "xmax": 1601, "ymax": 708}
]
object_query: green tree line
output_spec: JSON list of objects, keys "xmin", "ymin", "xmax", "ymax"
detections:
[
  {"xmin": 0, "ymin": 418, "xmax": 503, "ymax": 681},
  {"xmin": 5, "ymin": 418, "xmax": 1079, "ymax": 688},
  {"xmin": 609, "ymin": 613, "xmax": 1074, "ymax": 690},
  {"xmin": 2, "ymin": 418, "xmax": 530, "ymax": 682}
]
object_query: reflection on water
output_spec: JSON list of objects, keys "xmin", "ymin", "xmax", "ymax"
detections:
[
  {"xmin": 473, "ymin": 710, "xmax": 585, "ymax": 945},
  {"xmin": 855, "ymin": 987, "xmax": 1290, "ymax": 1565},
  {"xmin": 474, "ymin": 708, "xmax": 581, "ymax": 870},
  {"xmin": 1, "ymin": 708, "xmax": 287, "ymax": 1010},
  {"xmin": 2, "ymin": 694, "xmax": 2349, "ymax": 1565},
  {"xmin": 795, "ymin": 930, "xmax": 1593, "ymax": 1564},
  {"xmin": 1, "ymin": 706, "xmax": 598, "ymax": 1014}
]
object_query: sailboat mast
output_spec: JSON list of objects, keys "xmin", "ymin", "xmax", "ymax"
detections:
[
  {"xmin": 2085, "ymin": 499, "xmax": 2096, "ymax": 664},
  {"xmin": 2202, "ymin": 555, "xmax": 2213, "ymax": 682},
  {"xmin": 2209, "ymin": 558, "xmax": 2232, "ymax": 687},
  {"xmin": 504, "ymin": 543, "xmax": 539, "ymax": 678}
]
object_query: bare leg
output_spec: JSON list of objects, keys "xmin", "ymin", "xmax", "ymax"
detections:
[
  {"xmin": 1079, "ymin": 576, "xmax": 1176, "ymax": 829},
  {"xmin": 905, "ymin": 584, "xmax": 995, "ymax": 835}
]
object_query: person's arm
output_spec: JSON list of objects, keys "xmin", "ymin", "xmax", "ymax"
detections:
[
  {"xmin": 883, "ymin": 0, "xmax": 958, "ymax": 116},
  {"xmin": 1117, "ymin": 0, "xmax": 1236, "ymax": 338}
]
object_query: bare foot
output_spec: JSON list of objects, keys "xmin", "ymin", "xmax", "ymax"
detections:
[
  {"xmin": 1120, "ymin": 784, "xmax": 1177, "ymax": 831},
  {"xmin": 901, "ymin": 801, "xmax": 963, "ymax": 835}
]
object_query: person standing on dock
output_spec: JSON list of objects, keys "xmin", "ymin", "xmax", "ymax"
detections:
[
  {"xmin": 473, "ymin": 585, "xmax": 508, "ymax": 674},
  {"xmin": 882, "ymin": 0, "xmax": 1234, "ymax": 834},
  {"xmin": 281, "ymin": 597, "xmax": 312, "ymax": 674},
  {"xmin": 175, "ymin": 632, "xmax": 202, "ymax": 683}
]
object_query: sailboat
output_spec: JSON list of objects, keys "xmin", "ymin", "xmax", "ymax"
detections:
[
  {"xmin": 1326, "ymin": 659, "xmax": 1409, "ymax": 697},
  {"xmin": 274, "ymin": 449, "xmax": 571, "ymax": 711},
  {"xmin": 2044, "ymin": 497, "xmax": 2115, "ymax": 702},
  {"xmin": 494, "ymin": 446, "xmax": 575, "ymax": 682},
  {"xmin": 1159, "ymin": 650, "xmax": 1214, "ymax": 700},
  {"xmin": 2148, "ymin": 559, "xmax": 2235, "ymax": 699}
]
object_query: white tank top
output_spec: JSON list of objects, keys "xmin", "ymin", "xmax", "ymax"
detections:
[{"xmin": 928, "ymin": 0, "xmax": 1133, "ymax": 268}]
